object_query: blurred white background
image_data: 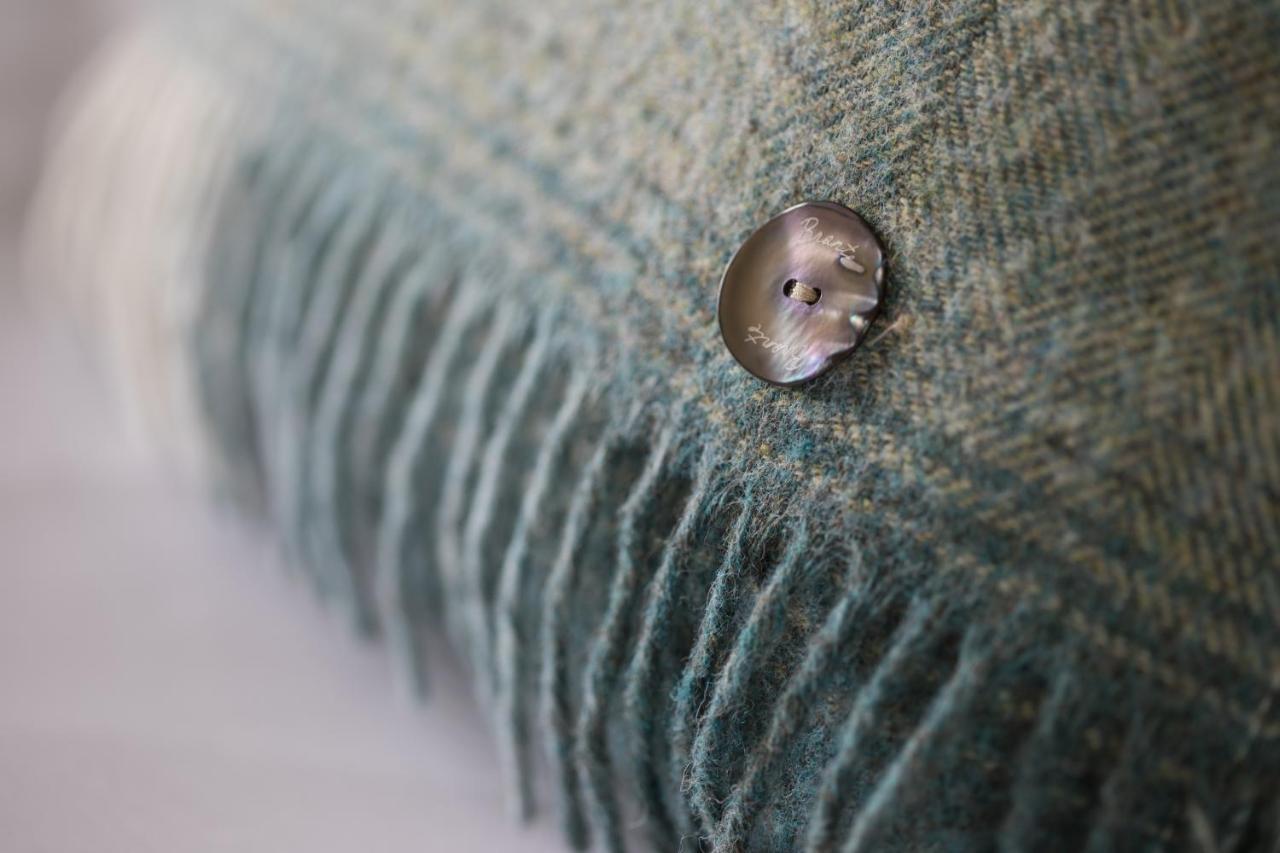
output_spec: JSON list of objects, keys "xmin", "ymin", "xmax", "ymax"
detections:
[{"xmin": 0, "ymin": 2, "xmax": 561, "ymax": 850}]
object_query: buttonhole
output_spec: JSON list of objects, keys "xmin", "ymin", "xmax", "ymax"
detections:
[{"xmin": 783, "ymin": 278, "xmax": 821, "ymax": 305}]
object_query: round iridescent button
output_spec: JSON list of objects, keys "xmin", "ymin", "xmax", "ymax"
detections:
[{"xmin": 717, "ymin": 201, "xmax": 886, "ymax": 386}]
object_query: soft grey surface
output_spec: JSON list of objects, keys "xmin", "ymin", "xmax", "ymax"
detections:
[
  {"xmin": 0, "ymin": 292, "xmax": 569, "ymax": 852},
  {"xmin": 0, "ymin": 0, "xmax": 115, "ymax": 261},
  {"xmin": 0, "ymin": 4, "xmax": 562, "ymax": 850}
]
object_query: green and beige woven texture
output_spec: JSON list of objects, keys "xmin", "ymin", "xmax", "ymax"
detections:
[{"xmin": 26, "ymin": 0, "xmax": 1280, "ymax": 849}]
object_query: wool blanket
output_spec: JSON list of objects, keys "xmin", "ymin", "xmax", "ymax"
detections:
[{"xmin": 26, "ymin": 1, "xmax": 1280, "ymax": 850}]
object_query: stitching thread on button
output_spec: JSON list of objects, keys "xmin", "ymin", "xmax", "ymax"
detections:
[{"xmin": 782, "ymin": 278, "xmax": 821, "ymax": 305}]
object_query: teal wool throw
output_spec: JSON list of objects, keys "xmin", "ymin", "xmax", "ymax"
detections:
[{"xmin": 25, "ymin": 0, "xmax": 1280, "ymax": 850}]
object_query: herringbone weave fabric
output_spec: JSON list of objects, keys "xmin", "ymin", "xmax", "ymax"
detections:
[{"xmin": 26, "ymin": 0, "xmax": 1280, "ymax": 849}]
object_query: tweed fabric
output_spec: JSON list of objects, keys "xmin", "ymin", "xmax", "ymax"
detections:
[{"xmin": 26, "ymin": 0, "xmax": 1280, "ymax": 850}]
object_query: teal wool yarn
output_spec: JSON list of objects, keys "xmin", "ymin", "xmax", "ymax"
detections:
[{"xmin": 25, "ymin": 0, "xmax": 1280, "ymax": 850}]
